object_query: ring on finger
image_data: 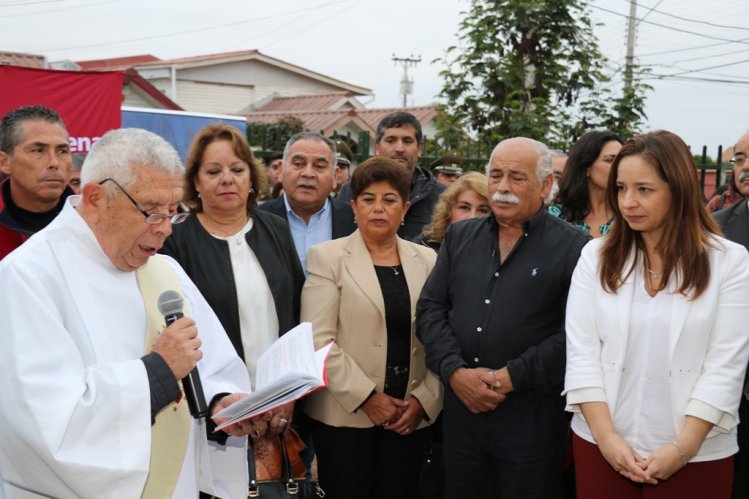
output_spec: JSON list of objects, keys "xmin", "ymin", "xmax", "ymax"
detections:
[
  {"xmin": 251, "ymin": 429, "xmax": 260, "ymax": 438},
  {"xmin": 278, "ymin": 418, "xmax": 288, "ymax": 426}
]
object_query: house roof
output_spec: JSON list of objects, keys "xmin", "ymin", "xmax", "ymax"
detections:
[
  {"xmin": 358, "ymin": 105, "xmax": 439, "ymax": 131},
  {"xmin": 252, "ymin": 92, "xmax": 364, "ymax": 112},
  {"xmin": 0, "ymin": 51, "xmax": 46, "ymax": 68},
  {"xmin": 245, "ymin": 109, "xmax": 374, "ymax": 136},
  {"xmin": 122, "ymin": 69, "xmax": 182, "ymax": 110},
  {"xmin": 94, "ymin": 49, "xmax": 372, "ymax": 96},
  {"xmin": 76, "ymin": 54, "xmax": 161, "ymax": 71}
]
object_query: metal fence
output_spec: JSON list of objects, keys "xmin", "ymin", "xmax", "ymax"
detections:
[{"xmin": 250, "ymin": 127, "xmax": 732, "ymax": 200}]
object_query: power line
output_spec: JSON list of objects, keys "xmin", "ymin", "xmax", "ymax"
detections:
[
  {"xmin": 32, "ymin": 0, "xmax": 352, "ymax": 53},
  {"xmin": 0, "ymin": 0, "xmax": 124, "ymax": 18},
  {"xmin": 631, "ymin": 0, "xmax": 749, "ymax": 31},
  {"xmin": 0, "ymin": 0, "xmax": 60, "ymax": 6},
  {"xmin": 638, "ymin": 39, "xmax": 747, "ymax": 58},
  {"xmin": 590, "ymin": 4, "xmax": 749, "ymax": 45},
  {"xmin": 663, "ymin": 57, "xmax": 749, "ymax": 77},
  {"xmin": 641, "ymin": 72, "xmax": 749, "ymax": 85}
]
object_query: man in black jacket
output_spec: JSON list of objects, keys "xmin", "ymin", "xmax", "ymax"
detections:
[
  {"xmin": 417, "ymin": 137, "xmax": 590, "ymax": 499},
  {"xmin": 713, "ymin": 130, "xmax": 749, "ymax": 499},
  {"xmin": 258, "ymin": 132, "xmax": 356, "ymax": 272},
  {"xmin": 338, "ymin": 112, "xmax": 445, "ymax": 241}
]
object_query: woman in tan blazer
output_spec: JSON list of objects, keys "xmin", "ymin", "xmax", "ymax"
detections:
[{"xmin": 301, "ymin": 157, "xmax": 443, "ymax": 499}]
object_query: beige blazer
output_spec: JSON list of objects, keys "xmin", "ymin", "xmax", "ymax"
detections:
[{"xmin": 301, "ymin": 230, "xmax": 443, "ymax": 429}]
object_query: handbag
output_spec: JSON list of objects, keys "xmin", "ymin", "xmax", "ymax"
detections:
[{"xmin": 248, "ymin": 431, "xmax": 325, "ymax": 498}]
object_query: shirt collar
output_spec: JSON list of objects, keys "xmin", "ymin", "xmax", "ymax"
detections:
[
  {"xmin": 282, "ymin": 193, "xmax": 331, "ymax": 221},
  {"xmin": 488, "ymin": 203, "xmax": 547, "ymax": 233}
]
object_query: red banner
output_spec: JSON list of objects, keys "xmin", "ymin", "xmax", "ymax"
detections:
[{"xmin": 0, "ymin": 65, "xmax": 123, "ymax": 153}]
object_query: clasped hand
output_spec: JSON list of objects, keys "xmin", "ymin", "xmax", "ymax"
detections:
[
  {"xmin": 598, "ymin": 433, "xmax": 687, "ymax": 485},
  {"xmin": 449, "ymin": 367, "xmax": 508, "ymax": 414},
  {"xmin": 361, "ymin": 393, "xmax": 424, "ymax": 435}
]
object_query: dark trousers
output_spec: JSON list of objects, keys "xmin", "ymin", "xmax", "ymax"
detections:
[
  {"xmin": 574, "ymin": 433, "xmax": 733, "ymax": 499},
  {"xmin": 442, "ymin": 388, "xmax": 567, "ymax": 499},
  {"xmin": 311, "ymin": 418, "xmax": 428, "ymax": 499}
]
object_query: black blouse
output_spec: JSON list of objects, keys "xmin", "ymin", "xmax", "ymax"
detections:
[{"xmin": 374, "ymin": 264, "xmax": 411, "ymax": 400}]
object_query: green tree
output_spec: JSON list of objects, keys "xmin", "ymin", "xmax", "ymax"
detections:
[
  {"xmin": 246, "ymin": 116, "xmax": 304, "ymax": 153},
  {"xmin": 437, "ymin": 0, "xmax": 649, "ymax": 149}
]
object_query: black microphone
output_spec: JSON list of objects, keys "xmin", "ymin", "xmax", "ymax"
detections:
[{"xmin": 157, "ymin": 290, "xmax": 208, "ymax": 419}]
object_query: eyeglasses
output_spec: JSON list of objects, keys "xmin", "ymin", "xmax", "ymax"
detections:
[
  {"xmin": 99, "ymin": 178, "xmax": 189, "ymax": 225},
  {"xmin": 731, "ymin": 155, "xmax": 747, "ymax": 167}
]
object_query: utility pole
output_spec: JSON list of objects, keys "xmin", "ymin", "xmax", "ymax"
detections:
[
  {"xmin": 392, "ymin": 54, "xmax": 421, "ymax": 107},
  {"xmin": 623, "ymin": 0, "xmax": 638, "ymax": 92}
]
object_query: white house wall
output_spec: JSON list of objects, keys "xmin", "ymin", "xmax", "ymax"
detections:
[{"xmin": 138, "ymin": 59, "xmax": 358, "ymax": 115}]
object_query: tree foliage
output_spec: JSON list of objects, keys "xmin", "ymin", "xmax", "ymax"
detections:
[
  {"xmin": 246, "ymin": 116, "xmax": 304, "ymax": 153},
  {"xmin": 437, "ymin": 0, "xmax": 649, "ymax": 150}
]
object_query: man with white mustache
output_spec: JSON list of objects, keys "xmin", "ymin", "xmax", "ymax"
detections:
[
  {"xmin": 417, "ymin": 137, "xmax": 590, "ymax": 498},
  {"xmin": 0, "ymin": 105, "xmax": 74, "ymax": 260},
  {"xmin": 713, "ymin": 130, "xmax": 749, "ymax": 499},
  {"xmin": 258, "ymin": 131, "xmax": 356, "ymax": 272}
]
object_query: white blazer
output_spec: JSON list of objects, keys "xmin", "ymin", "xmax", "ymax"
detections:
[{"xmin": 564, "ymin": 236, "xmax": 749, "ymax": 439}]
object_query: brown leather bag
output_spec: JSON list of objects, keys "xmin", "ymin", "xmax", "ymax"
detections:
[{"xmin": 253, "ymin": 428, "xmax": 307, "ymax": 481}]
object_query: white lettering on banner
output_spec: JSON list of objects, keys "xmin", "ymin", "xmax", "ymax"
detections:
[{"xmin": 69, "ymin": 136, "xmax": 101, "ymax": 153}]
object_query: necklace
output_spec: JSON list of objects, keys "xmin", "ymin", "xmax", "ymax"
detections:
[
  {"xmin": 391, "ymin": 265, "xmax": 401, "ymax": 276},
  {"xmin": 646, "ymin": 268, "xmax": 658, "ymax": 278}
]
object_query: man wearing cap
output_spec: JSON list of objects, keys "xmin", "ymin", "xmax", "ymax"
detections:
[
  {"xmin": 332, "ymin": 138, "xmax": 354, "ymax": 196},
  {"xmin": 431, "ymin": 152, "xmax": 464, "ymax": 186},
  {"xmin": 264, "ymin": 152, "xmax": 284, "ymax": 199},
  {"xmin": 338, "ymin": 111, "xmax": 446, "ymax": 240},
  {"xmin": 0, "ymin": 105, "xmax": 75, "ymax": 260}
]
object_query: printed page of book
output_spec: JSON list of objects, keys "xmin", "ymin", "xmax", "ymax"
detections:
[{"xmin": 213, "ymin": 322, "xmax": 332, "ymax": 430}]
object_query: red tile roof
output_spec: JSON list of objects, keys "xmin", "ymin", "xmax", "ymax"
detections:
[
  {"xmin": 358, "ymin": 105, "xmax": 439, "ymax": 130},
  {"xmin": 76, "ymin": 54, "xmax": 161, "ymax": 71},
  {"xmin": 255, "ymin": 92, "xmax": 359, "ymax": 112},
  {"xmin": 133, "ymin": 49, "xmax": 260, "ymax": 67},
  {"xmin": 245, "ymin": 109, "xmax": 372, "ymax": 136},
  {"xmin": 0, "ymin": 51, "xmax": 46, "ymax": 68}
]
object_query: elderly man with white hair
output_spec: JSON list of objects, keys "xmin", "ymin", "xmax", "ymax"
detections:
[
  {"xmin": 0, "ymin": 128, "xmax": 255, "ymax": 498},
  {"xmin": 417, "ymin": 137, "xmax": 590, "ymax": 498}
]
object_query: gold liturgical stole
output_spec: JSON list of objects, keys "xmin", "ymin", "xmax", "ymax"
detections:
[{"xmin": 136, "ymin": 256, "xmax": 192, "ymax": 499}]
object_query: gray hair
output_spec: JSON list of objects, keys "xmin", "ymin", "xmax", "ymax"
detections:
[
  {"xmin": 487, "ymin": 137, "xmax": 553, "ymax": 183},
  {"xmin": 550, "ymin": 149, "xmax": 567, "ymax": 159},
  {"xmin": 0, "ymin": 105, "xmax": 68, "ymax": 154},
  {"xmin": 282, "ymin": 131, "xmax": 336, "ymax": 167},
  {"xmin": 80, "ymin": 128, "xmax": 183, "ymax": 189}
]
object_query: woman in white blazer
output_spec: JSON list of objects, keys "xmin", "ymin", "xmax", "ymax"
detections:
[
  {"xmin": 301, "ymin": 157, "xmax": 442, "ymax": 499},
  {"xmin": 564, "ymin": 130, "xmax": 749, "ymax": 498}
]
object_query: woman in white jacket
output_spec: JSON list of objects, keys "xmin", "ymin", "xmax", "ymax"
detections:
[{"xmin": 564, "ymin": 130, "xmax": 749, "ymax": 498}]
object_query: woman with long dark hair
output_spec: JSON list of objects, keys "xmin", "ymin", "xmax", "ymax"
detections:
[
  {"xmin": 549, "ymin": 130, "xmax": 623, "ymax": 237},
  {"xmin": 564, "ymin": 130, "xmax": 749, "ymax": 498}
]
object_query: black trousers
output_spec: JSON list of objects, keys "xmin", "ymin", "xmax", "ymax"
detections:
[
  {"xmin": 310, "ymin": 418, "xmax": 428, "ymax": 499},
  {"xmin": 442, "ymin": 388, "xmax": 567, "ymax": 499}
]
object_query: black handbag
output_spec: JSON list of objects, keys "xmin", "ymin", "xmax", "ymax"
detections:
[{"xmin": 248, "ymin": 432, "xmax": 325, "ymax": 498}]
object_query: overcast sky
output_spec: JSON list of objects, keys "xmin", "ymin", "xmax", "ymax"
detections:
[{"xmin": 2, "ymin": 0, "xmax": 748, "ymax": 157}]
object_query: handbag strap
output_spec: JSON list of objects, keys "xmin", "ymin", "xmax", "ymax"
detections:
[{"xmin": 248, "ymin": 433, "xmax": 299, "ymax": 496}]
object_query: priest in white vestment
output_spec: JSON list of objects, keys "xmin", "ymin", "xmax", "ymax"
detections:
[{"xmin": 0, "ymin": 129, "xmax": 264, "ymax": 499}]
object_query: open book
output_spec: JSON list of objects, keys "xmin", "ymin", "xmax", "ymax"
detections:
[{"xmin": 214, "ymin": 322, "xmax": 332, "ymax": 430}]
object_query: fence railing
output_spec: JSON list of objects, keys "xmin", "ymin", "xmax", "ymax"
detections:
[{"xmin": 249, "ymin": 126, "xmax": 732, "ymax": 200}]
